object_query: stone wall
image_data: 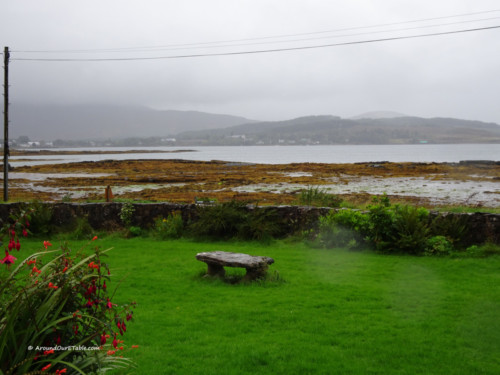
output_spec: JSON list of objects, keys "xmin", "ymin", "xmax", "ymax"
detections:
[{"xmin": 0, "ymin": 203, "xmax": 498, "ymax": 245}]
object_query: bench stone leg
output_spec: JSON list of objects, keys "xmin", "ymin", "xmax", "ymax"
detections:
[
  {"xmin": 206, "ymin": 262, "xmax": 225, "ymax": 278},
  {"xmin": 244, "ymin": 264, "xmax": 268, "ymax": 281}
]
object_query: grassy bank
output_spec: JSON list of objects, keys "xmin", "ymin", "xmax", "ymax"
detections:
[{"xmin": 12, "ymin": 238, "xmax": 500, "ymax": 374}]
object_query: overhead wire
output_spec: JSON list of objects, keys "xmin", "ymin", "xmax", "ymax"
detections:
[
  {"xmin": 10, "ymin": 25, "xmax": 500, "ymax": 62},
  {"xmin": 11, "ymin": 8, "xmax": 500, "ymax": 54}
]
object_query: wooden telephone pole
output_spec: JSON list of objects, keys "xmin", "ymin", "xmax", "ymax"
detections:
[{"xmin": 3, "ymin": 46, "xmax": 9, "ymax": 202}]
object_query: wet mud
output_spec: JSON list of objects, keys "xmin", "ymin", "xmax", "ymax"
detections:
[{"xmin": 6, "ymin": 159, "xmax": 500, "ymax": 208}]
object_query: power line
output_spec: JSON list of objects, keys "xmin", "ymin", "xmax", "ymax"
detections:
[
  {"xmin": 11, "ymin": 9, "xmax": 500, "ymax": 54},
  {"xmin": 10, "ymin": 25, "xmax": 500, "ymax": 62}
]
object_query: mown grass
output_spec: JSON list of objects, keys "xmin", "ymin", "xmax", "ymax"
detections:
[{"xmin": 14, "ymin": 237, "xmax": 500, "ymax": 374}]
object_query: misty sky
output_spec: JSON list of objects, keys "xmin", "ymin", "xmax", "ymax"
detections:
[{"xmin": 2, "ymin": 0, "xmax": 500, "ymax": 123}]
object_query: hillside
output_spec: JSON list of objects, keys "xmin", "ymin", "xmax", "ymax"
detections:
[
  {"xmin": 176, "ymin": 115, "xmax": 500, "ymax": 145},
  {"xmin": 10, "ymin": 103, "xmax": 256, "ymax": 140}
]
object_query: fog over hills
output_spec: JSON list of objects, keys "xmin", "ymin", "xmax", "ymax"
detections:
[
  {"xmin": 10, "ymin": 103, "xmax": 256, "ymax": 140},
  {"xmin": 9, "ymin": 103, "xmax": 500, "ymax": 145}
]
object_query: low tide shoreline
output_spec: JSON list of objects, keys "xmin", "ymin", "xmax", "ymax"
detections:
[{"xmin": 3, "ymin": 158, "xmax": 499, "ymax": 208}]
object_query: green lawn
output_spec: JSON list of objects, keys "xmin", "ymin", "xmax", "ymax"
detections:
[{"xmin": 14, "ymin": 238, "xmax": 500, "ymax": 374}]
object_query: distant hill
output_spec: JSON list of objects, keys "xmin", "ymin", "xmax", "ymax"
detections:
[
  {"xmin": 176, "ymin": 115, "xmax": 500, "ymax": 145},
  {"xmin": 10, "ymin": 103, "xmax": 256, "ymax": 140},
  {"xmin": 351, "ymin": 111, "xmax": 408, "ymax": 119}
]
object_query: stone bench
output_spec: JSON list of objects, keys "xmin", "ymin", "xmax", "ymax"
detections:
[{"xmin": 196, "ymin": 251, "xmax": 274, "ymax": 281}]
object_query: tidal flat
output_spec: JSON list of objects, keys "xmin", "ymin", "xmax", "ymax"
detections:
[{"xmin": 7, "ymin": 158, "xmax": 500, "ymax": 208}]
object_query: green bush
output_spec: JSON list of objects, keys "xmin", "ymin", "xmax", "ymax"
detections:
[
  {"xmin": 316, "ymin": 210, "xmax": 367, "ymax": 249},
  {"xmin": 391, "ymin": 205, "xmax": 430, "ymax": 254},
  {"xmin": 297, "ymin": 186, "xmax": 342, "ymax": 208},
  {"xmin": 72, "ymin": 216, "xmax": 95, "ymax": 240},
  {"xmin": 188, "ymin": 202, "xmax": 283, "ymax": 241},
  {"xmin": 25, "ymin": 200, "xmax": 53, "ymax": 236},
  {"xmin": 154, "ymin": 212, "xmax": 184, "ymax": 239},
  {"xmin": 425, "ymin": 235, "xmax": 453, "ymax": 256},
  {"xmin": 0, "ymin": 211, "xmax": 137, "ymax": 374},
  {"xmin": 119, "ymin": 202, "xmax": 135, "ymax": 227},
  {"xmin": 239, "ymin": 207, "xmax": 283, "ymax": 242},
  {"xmin": 189, "ymin": 201, "xmax": 248, "ymax": 240}
]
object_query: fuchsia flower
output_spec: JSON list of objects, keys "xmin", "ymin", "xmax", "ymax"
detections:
[
  {"xmin": 101, "ymin": 332, "xmax": 107, "ymax": 345},
  {"xmin": 43, "ymin": 241, "xmax": 52, "ymax": 249},
  {"xmin": 92, "ymin": 236, "xmax": 98, "ymax": 241},
  {"xmin": 22, "ymin": 228, "xmax": 28, "ymax": 237},
  {"xmin": 1, "ymin": 250, "xmax": 16, "ymax": 267},
  {"xmin": 55, "ymin": 369, "xmax": 67, "ymax": 375},
  {"xmin": 48, "ymin": 282, "xmax": 59, "ymax": 290},
  {"xmin": 106, "ymin": 298, "xmax": 116, "ymax": 309},
  {"xmin": 15, "ymin": 239, "xmax": 21, "ymax": 251},
  {"xmin": 112, "ymin": 335, "xmax": 118, "ymax": 348}
]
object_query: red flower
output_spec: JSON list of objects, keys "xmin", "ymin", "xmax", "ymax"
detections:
[
  {"xmin": 44, "ymin": 349, "xmax": 55, "ymax": 355},
  {"xmin": 8, "ymin": 240, "xmax": 14, "ymax": 251},
  {"xmin": 62, "ymin": 266, "xmax": 68, "ymax": 273},
  {"xmin": 41, "ymin": 363, "xmax": 51, "ymax": 371},
  {"xmin": 27, "ymin": 259, "xmax": 36, "ymax": 265},
  {"xmin": 85, "ymin": 299, "xmax": 94, "ymax": 308},
  {"xmin": 106, "ymin": 298, "xmax": 115, "ymax": 309},
  {"xmin": 31, "ymin": 266, "xmax": 41, "ymax": 275},
  {"xmin": 48, "ymin": 282, "xmax": 59, "ymax": 290},
  {"xmin": 43, "ymin": 241, "xmax": 52, "ymax": 249},
  {"xmin": 55, "ymin": 369, "xmax": 67, "ymax": 374},
  {"xmin": 1, "ymin": 250, "xmax": 16, "ymax": 267},
  {"xmin": 107, "ymin": 350, "xmax": 116, "ymax": 355},
  {"xmin": 92, "ymin": 236, "xmax": 98, "ymax": 241},
  {"xmin": 126, "ymin": 312, "xmax": 133, "ymax": 321},
  {"xmin": 132, "ymin": 345, "xmax": 139, "ymax": 349},
  {"xmin": 11, "ymin": 230, "xmax": 15, "ymax": 238},
  {"xmin": 22, "ymin": 228, "xmax": 28, "ymax": 237},
  {"xmin": 112, "ymin": 335, "xmax": 118, "ymax": 348},
  {"xmin": 15, "ymin": 239, "xmax": 21, "ymax": 251},
  {"xmin": 101, "ymin": 332, "xmax": 107, "ymax": 345},
  {"xmin": 102, "ymin": 281, "xmax": 107, "ymax": 290}
]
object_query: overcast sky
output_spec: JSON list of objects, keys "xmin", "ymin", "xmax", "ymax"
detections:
[{"xmin": 2, "ymin": 0, "xmax": 500, "ymax": 123}]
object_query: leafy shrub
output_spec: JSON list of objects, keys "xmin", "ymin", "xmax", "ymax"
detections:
[
  {"xmin": 72, "ymin": 215, "xmax": 95, "ymax": 240},
  {"xmin": 430, "ymin": 213, "xmax": 468, "ymax": 248},
  {"xmin": 25, "ymin": 200, "xmax": 53, "ymax": 236},
  {"xmin": 425, "ymin": 235, "xmax": 453, "ymax": 256},
  {"xmin": 316, "ymin": 210, "xmax": 367, "ymax": 249},
  {"xmin": 464, "ymin": 243, "xmax": 500, "ymax": 258},
  {"xmin": 154, "ymin": 212, "xmax": 184, "ymax": 239},
  {"xmin": 239, "ymin": 208, "xmax": 283, "ymax": 242},
  {"xmin": 391, "ymin": 205, "xmax": 430, "ymax": 254},
  {"xmin": 298, "ymin": 186, "xmax": 342, "ymax": 208},
  {"xmin": 119, "ymin": 202, "xmax": 135, "ymax": 227},
  {"xmin": 0, "ymin": 210, "xmax": 137, "ymax": 374},
  {"xmin": 189, "ymin": 201, "xmax": 248, "ymax": 239}
]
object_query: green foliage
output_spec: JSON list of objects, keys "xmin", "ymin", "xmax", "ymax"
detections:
[
  {"xmin": 128, "ymin": 226, "xmax": 143, "ymax": 237},
  {"xmin": 298, "ymin": 186, "xmax": 342, "ymax": 207},
  {"xmin": 25, "ymin": 200, "xmax": 53, "ymax": 236},
  {"xmin": 190, "ymin": 201, "xmax": 248, "ymax": 239},
  {"xmin": 238, "ymin": 207, "xmax": 283, "ymax": 242},
  {"xmin": 464, "ymin": 243, "xmax": 500, "ymax": 258},
  {"xmin": 316, "ymin": 210, "xmax": 367, "ymax": 249},
  {"xmin": 154, "ymin": 212, "xmax": 184, "ymax": 239},
  {"xmin": 313, "ymin": 195, "xmax": 479, "ymax": 256},
  {"xmin": 430, "ymin": 213, "xmax": 468, "ymax": 247},
  {"xmin": 119, "ymin": 202, "xmax": 135, "ymax": 227},
  {"xmin": 189, "ymin": 202, "xmax": 283, "ymax": 241},
  {"xmin": 425, "ymin": 235, "xmax": 453, "ymax": 256},
  {"xmin": 72, "ymin": 216, "xmax": 95, "ymax": 240},
  {"xmin": 0, "ymin": 213, "xmax": 137, "ymax": 374},
  {"xmin": 390, "ymin": 205, "xmax": 430, "ymax": 254}
]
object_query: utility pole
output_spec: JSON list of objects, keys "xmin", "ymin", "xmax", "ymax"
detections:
[{"xmin": 3, "ymin": 46, "xmax": 9, "ymax": 201}]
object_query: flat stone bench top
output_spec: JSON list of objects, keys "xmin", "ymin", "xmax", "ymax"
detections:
[{"xmin": 196, "ymin": 251, "xmax": 274, "ymax": 269}]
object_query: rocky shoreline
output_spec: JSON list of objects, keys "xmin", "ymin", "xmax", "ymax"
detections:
[{"xmin": 5, "ymin": 159, "xmax": 500, "ymax": 208}]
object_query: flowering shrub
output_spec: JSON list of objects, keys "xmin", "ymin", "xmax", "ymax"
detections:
[
  {"xmin": 0, "ymin": 210, "xmax": 137, "ymax": 374},
  {"xmin": 154, "ymin": 211, "xmax": 184, "ymax": 239}
]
